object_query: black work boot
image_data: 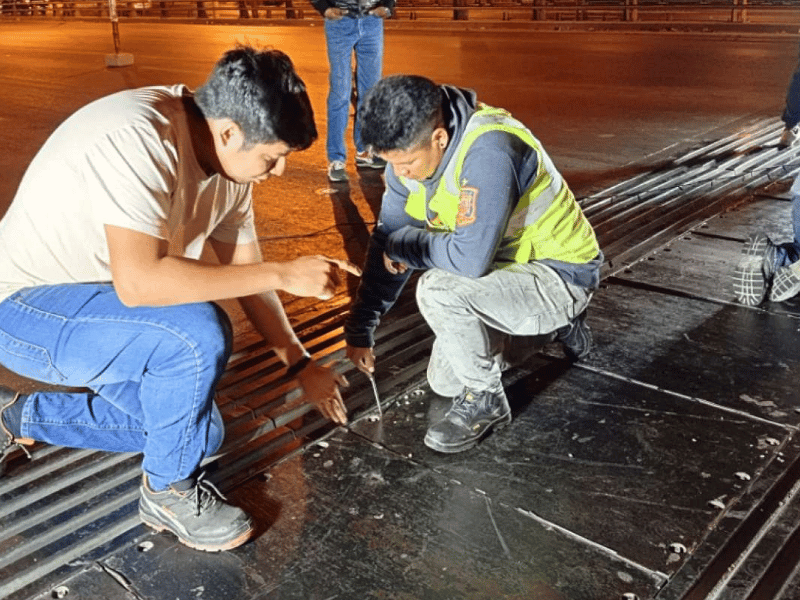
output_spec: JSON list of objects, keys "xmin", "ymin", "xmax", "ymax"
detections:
[
  {"xmin": 1, "ymin": 386, "xmax": 34, "ymax": 476},
  {"xmin": 424, "ymin": 387, "xmax": 512, "ymax": 454},
  {"xmin": 555, "ymin": 309, "xmax": 592, "ymax": 361},
  {"xmin": 139, "ymin": 473, "xmax": 254, "ymax": 552}
]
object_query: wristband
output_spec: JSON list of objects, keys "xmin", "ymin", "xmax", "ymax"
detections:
[{"xmin": 286, "ymin": 354, "xmax": 312, "ymax": 379}]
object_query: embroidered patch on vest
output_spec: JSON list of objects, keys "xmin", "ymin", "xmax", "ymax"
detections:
[{"xmin": 456, "ymin": 187, "xmax": 478, "ymax": 227}]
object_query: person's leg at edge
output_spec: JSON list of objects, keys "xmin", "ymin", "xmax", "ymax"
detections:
[
  {"xmin": 781, "ymin": 42, "xmax": 800, "ymax": 131},
  {"xmin": 353, "ymin": 14, "xmax": 384, "ymax": 156},
  {"xmin": 325, "ymin": 17, "xmax": 357, "ymax": 165},
  {"xmin": 416, "ymin": 264, "xmax": 590, "ymax": 453},
  {"xmin": 769, "ymin": 184, "xmax": 800, "ymax": 301},
  {"xmin": 0, "ymin": 283, "xmax": 251, "ymax": 550},
  {"xmin": 779, "ymin": 41, "xmax": 800, "ymax": 147}
]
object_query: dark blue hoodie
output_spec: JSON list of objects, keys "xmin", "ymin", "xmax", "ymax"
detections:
[{"xmin": 344, "ymin": 85, "xmax": 601, "ymax": 348}]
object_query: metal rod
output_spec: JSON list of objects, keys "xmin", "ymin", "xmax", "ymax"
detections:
[
  {"xmin": 108, "ymin": 0, "xmax": 120, "ymax": 54},
  {"xmin": 368, "ymin": 373, "xmax": 382, "ymax": 419}
]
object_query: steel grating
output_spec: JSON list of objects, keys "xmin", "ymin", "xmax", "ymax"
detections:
[{"xmin": 1, "ymin": 118, "xmax": 800, "ymax": 600}]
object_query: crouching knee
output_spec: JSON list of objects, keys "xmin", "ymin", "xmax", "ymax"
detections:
[
  {"xmin": 177, "ymin": 302, "xmax": 234, "ymax": 371},
  {"xmin": 416, "ymin": 269, "xmax": 463, "ymax": 319}
]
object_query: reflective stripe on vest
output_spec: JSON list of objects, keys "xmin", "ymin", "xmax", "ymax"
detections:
[{"xmin": 399, "ymin": 105, "xmax": 599, "ymax": 266}]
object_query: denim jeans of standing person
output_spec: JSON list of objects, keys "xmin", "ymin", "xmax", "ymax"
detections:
[
  {"xmin": 0, "ymin": 283, "xmax": 229, "ymax": 491},
  {"xmin": 415, "ymin": 264, "xmax": 592, "ymax": 397},
  {"xmin": 324, "ymin": 14, "xmax": 384, "ymax": 163},
  {"xmin": 782, "ymin": 41, "xmax": 800, "ymax": 130},
  {"xmin": 773, "ymin": 177, "xmax": 800, "ymax": 268}
]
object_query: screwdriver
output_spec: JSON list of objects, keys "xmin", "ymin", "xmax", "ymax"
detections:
[{"xmin": 367, "ymin": 373, "xmax": 382, "ymax": 419}]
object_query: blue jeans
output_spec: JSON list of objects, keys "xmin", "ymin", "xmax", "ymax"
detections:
[
  {"xmin": 324, "ymin": 14, "xmax": 384, "ymax": 163},
  {"xmin": 0, "ymin": 284, "xmax": 228, "ymax": 490},
  {"xmin": 782, "ymin": 40, "xmax": 800, "ymax": 129},
  {"xmin": 774, "ymin": 190, "xmax": 800, "ymax": 268}
]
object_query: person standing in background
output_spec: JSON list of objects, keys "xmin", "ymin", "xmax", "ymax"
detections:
[{"xmin": 312, "ymin": 0, "xmax": 395, "ymax": 182}]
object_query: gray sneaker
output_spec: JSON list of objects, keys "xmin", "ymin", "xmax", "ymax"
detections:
[
  {"xmin": 327, "ymin": 160, "xmax": 349, "ymax": 182},
  {"xmin": 424, "ymin": 387, "xmax": 512, "ymax": 453},
  {"xmin": 139, "ymin": 473, "xmax": 254, "ymax": 552},
  {"xmin": 355, "ymin": 151, "xmax": 387, "ymax": 169},
  {"xmin": 770, "ymin": 261, "xmax": 800, "ymax": 302},
  {"xmin": 1, "ymin": 387, "xmax": 34, "ymax": 477},
  {"xmin": 778, "ymin": 125, "xmax": 800, "ymax": 149},
  {"xmin": 732, "ymin": 232, "xmax": 777, "ymax": 306}
]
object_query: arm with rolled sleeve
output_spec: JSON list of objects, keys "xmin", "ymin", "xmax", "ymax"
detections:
[{"xmin": 384, "ymin": 131, "xmax": 531, "ymax": 278}]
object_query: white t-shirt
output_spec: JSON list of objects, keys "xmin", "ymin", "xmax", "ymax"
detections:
[{"xmin": 0, "ymin": 85, "xmax": 257, "ymax": 303}]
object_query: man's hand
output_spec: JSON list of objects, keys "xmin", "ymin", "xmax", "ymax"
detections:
[
  {"xmin": 383, "ymin": 252, "xmax": 408, "ymax": 275},
  {"xmin": 281, "ymin": 256, "xmax": 361, "ymax": 299},
  {"xmin": 369, "ymin": 6, "xmax": 390, "ymax": 17},
  {"xmin": 324, "ymin": 6, "xmax": 346, "ymax": 19},
  {"xmin": 297, "ymin": 360, "xmax": 349, "ymax": 424},
  {"xmin": 347, "ymin": 344, "xmax": 375, "ymax": 375}
]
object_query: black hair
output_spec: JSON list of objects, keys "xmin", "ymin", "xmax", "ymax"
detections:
[
  {"xmin": 358, "ymin": 75, "xmax": 443, "ymax": 153},
  {"xmin": 195, "ymin": 45, "xmax": 317, "ymax": 150}
]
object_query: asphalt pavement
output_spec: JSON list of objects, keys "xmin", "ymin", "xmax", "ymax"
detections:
[{"xmin": 1, "ymin": 20, "xmax": 800, "ymax": 600}]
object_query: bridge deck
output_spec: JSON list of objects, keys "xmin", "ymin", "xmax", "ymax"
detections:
[{"xmin": 1, "ymin": 21, "xmax": 800, "ymax": 600}]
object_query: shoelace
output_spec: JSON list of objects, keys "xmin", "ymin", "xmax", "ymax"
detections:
[
  {"xmin": 449, "ymin": 390, "xmax": 480, "ymax": 421},
  {"xmin": 1, "ymin": 438, "xmax": 32, "ymax": 461},
  {"xmin": 185, "ymin": 473, "xmax": 227, "ymax": 517}
]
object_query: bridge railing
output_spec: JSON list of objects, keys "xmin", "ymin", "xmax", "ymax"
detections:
[
  {"xmin": 0, "ymin": 0, "xmax": 797, "ymax": 25},
  {"xmin": 0, "ymin": 0, "xmax": 299, "ymax": 19}
]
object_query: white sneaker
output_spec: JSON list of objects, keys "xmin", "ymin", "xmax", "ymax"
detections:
[
  {"xmin": 327, "ymin": 161, "xmax": 348, "ymax": 182},
  {"xmin": 778, "ymin": 125, "xmax": 799, "ymax": 149},
  {"xmin": 732, "ymin": 232, "xmax": 777, "ymax": 306},
  {"xmin": 770, "ymin": 261, "xmax": 800, "ymax": 302}
]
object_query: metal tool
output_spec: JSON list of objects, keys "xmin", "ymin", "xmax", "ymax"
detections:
[{"xmin": 367, "ymin": 373, "xmax": 382, "ymax": 419}]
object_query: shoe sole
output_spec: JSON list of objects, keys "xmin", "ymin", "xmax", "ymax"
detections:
[
  {"xmin": 139, "ymin": 507, "xmax": 254, "ymax": 552},
  {"xmin": 423, "ymin": 412, "xmax": 512, "ymax": 454},
  {"xmin": 770, "ymin": 265, "xmax": 800, "ymax": 302},
  {"xmin": 732, "ymin": 233, "xmax": 774, "ymax": 306},
  {"xmin": 355, "ymin": 161, "xmax": 386, "ymax": 169}
]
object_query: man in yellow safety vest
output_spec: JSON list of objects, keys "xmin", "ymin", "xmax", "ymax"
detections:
[{"xmin": 345, "ymin": 74, "xmax": 603, "ymax": 453}]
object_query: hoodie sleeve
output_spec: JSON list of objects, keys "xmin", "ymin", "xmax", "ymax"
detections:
[
  {"xmin": 384, "ymin": 130, "xmax": 534, "ymax": 278},
  {"xmin": 344, "ymin": 171, "xmax": 421, "ymax": 348}
]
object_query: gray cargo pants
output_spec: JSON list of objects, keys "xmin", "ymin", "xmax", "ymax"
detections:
[{"xmin": 416, "ymin": 263, "xmax": 592, "ymax": 397}]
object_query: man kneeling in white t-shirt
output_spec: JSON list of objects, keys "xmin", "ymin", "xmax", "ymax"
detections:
[{"xmin": 0, "ymin": 45, "xmax": 359, "ymax": 552}]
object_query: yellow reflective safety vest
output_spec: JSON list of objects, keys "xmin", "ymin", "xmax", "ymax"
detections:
[{"xmin": 398, "ymin": 105, "xmax": 599, "ymax": 267}]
